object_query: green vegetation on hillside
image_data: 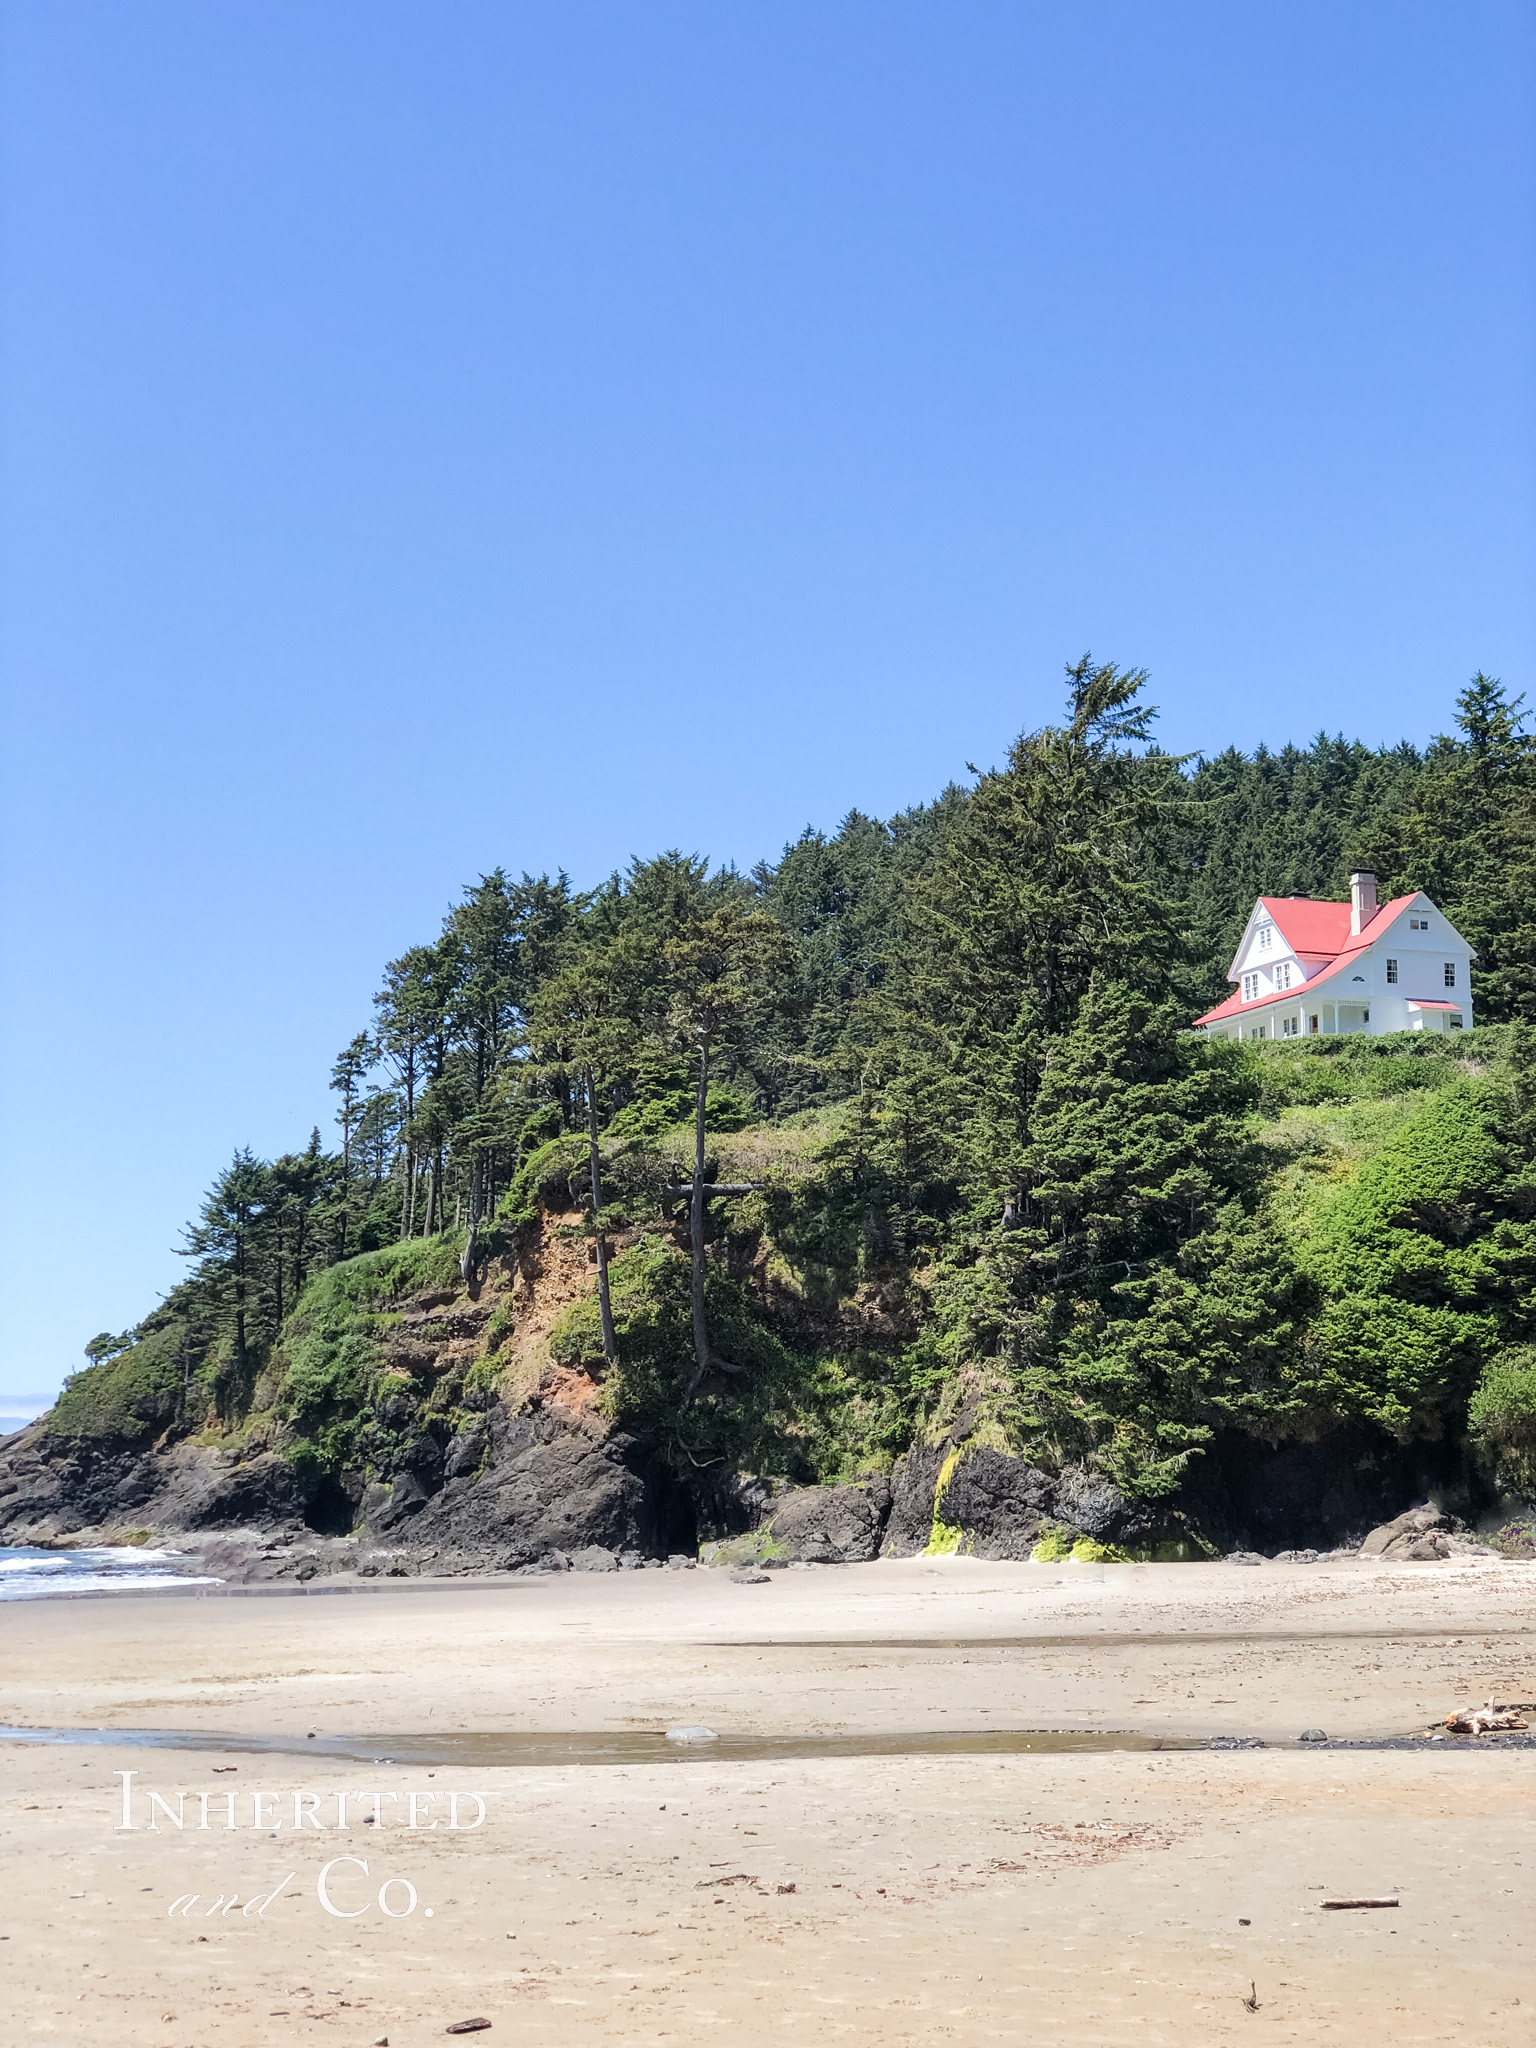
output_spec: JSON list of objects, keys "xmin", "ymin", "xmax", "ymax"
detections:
[{"xmin": 54, "ymin": 664, "xmax": 1536, "ymax": 1510}]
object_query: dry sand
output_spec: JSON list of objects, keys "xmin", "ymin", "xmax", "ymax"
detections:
[{"xmin": 2, "ymin": 1553, "xmax": 1533, "ymax": 2045}]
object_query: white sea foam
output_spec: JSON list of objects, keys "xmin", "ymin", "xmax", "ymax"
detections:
[{"xmin": 0, "ymin": 1545, "xmax": 221, "ymax": 1599}]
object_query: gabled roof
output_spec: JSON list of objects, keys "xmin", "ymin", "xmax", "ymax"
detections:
[
  {"xmin": 1255, "ymin": 896, "xmax": 1352, "ymax": 957},
  {"xmin": 1195, "ymin": 983, "xmax": 1290, "ymax": 1026},
  {"xmin": 1327, "ymin": 894, "xmax": 1421, "ymax": 970},
  {"xmin": 1195, "ymin": 893, "xmax": 1424, "ymax": 1028}
]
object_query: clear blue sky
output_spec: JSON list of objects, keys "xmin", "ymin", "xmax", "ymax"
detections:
[{"xmin": 2, "ymin": 1, "xmax": 1532, "ymax": 1411}]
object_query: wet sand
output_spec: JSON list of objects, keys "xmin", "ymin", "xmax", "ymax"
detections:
[{"xmin": 3, "ymin": 1554, "xmax": 1534, "ymax": 2044}]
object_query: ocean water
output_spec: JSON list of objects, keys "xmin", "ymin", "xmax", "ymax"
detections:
[{"xmin": 0, "ymin": 1545, "xmax": 221, "ymax": 1600}]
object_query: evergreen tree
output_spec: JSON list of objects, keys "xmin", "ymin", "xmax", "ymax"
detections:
[
  {"xmin": 375, "ymin": 945, "xmax": 438, "ymax": 1238},
  {"xmin": 1356, "ymin": 674, "xmax": 1536, "ymax": 1021},
  {"xmin": 895, "ymin": 657, "xmax": 1191, "ymax": 1221},
  {"xmin": 529, "ymin": 928, "xmax": 657, "ymax": 1366},
  {"xmin": 179, "ymin": 1149, "xmax": 271, "ymax": 1415},
  {"xmin": 662, "ymin": 900, "xmax": 798, "ymax": 1395},
  {"xmin": 329, "ymin": 1032, "xmax": 375, "ymax": 1262},
  {"xmin": 64, "ymin": 662, "xmax": 1536, "ymax": 1513}
]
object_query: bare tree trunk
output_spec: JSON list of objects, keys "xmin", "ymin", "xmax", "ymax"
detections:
[
  {"xmin": 399, "ymin": 1050, "xmax": 417, "ymax": 1240},
  {"xmin": 584, "ymin": 1067, "xmax": 618, "ymax": 1368},
  {"xmin": 337, "ymin": 1111, "xmax": 353, "ymax": 1264},
  {"xmin": 686, "ymin": 1038, "xmax": 716, "ymax": 1400},
  {"xmin": 460, "ymin": 1155, "xmax": 483, "ymax": 1285},
  {"xmin": 232, "ymin": 1241, "xmax": 248, "ymax": 1419}
]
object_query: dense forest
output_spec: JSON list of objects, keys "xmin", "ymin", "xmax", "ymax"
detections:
[{"xmin": 36, "ymin": 662, "xmax": 1536, "ymax": 1553}]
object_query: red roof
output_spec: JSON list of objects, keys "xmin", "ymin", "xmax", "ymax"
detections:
[
  {"xmin": 1193, "ymin": 894, "xmax": 1423, "ymax": 1028},
  {"xmin": 1407, "ymin": 998, "xmax": 1461, "ymax": 1010},
  {"xmin": 1258, "ymin": 896, "xmax": 1352, "ymax": 957}
]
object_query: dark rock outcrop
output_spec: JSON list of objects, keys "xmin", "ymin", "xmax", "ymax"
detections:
[
  {"xmin": 0, "ymin": 1347, "xmax": 1496, "ymax": 1577},
  {"xmin": 0, "ymin": 1397, "xmax": 695, "ymax": 1577},
  {"xmin": 935, "ymin": 1449, "xmax": 1056, "ymax": 1558},
  {"xmin": 154, "ymin": 1450, "xmax": 307, "ymax": 1532},
  {"xmin": 880, "ymin": 1445, "xmax": 947, "ymax": 1556},
  {"xmin": 881, "ymin": 1445, "xmax": 1121, "ymax": 1558},
  {"xmin": 767, "ymin": 1480, "xmax": 890, "ymax": 1563},
  {"xmin": 690, "ymin": 1468, "xmax": 792, "ymax": 1543},
  {"xmin": 881, "ymin": 1443, "xmax": 1213, "ymax": 1559},
  {"xmin": 1187, "ymin": 1427, "xmax": 1483, "ymax": 1554},
  {"xmin": 380, "ymin": 1411, "xmax": 692, "ymax": 1568}
]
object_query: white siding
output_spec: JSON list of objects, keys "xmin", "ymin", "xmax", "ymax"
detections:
[{"xmin": 1201, "ymin": 892, "xmax": 1475, "ymax": 1040}]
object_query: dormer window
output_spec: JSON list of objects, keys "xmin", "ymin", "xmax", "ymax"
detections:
[
  {"xmin": 1242, "ymin": 972, "xmax": 1260, "ymax": 1002},
  {"xmin": 1276, "ymin": 963, "xmax": 1292, "ymax": 990}
]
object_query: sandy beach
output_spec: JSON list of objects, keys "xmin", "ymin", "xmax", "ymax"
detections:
[{"xmin": 3, "ymin": 1553, "xmax": 1534, "ymax": 2045}]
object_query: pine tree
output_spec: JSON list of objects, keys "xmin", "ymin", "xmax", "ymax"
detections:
[
  {"xmin": 895, "ymin": 657, "xmax": 1192, "ymax": 1220},
  {"xmin": 1356, "ymin": 674, "xmax": 1536, "ymax": 1021},
  {"xmin": 179, "ymin": 1149, "xmax": 271, "ymax": 1415},
  {"xmin": 329, "ymin": 1033, "xmax": 375, "ymax": 1262},
  {"xmin": 529, "ymin": 928, "xmax": 657, "ymax": 1367},
  {"xmin": 662, "ymin": 901, "xmax": 797, "ymax": 1395}
]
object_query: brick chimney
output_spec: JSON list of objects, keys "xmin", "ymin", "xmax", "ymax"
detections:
[{"xmin": 1349, "ymin": 870, "xmax": 1377, "ymax": 935}]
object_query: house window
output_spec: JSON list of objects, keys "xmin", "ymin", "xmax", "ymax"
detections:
[
  {"xmin": 1309, "ymin": 1015, "xmax": 1319, "ymax": 1034},
  {"xmin": 1249, "ymin": 1023, "xmax": 1267, "ymax": 1039},
  {"xmin": 1444, "ymin": 961, "xmax": 1456, "ymax": 987},
  {"xmin": 1386, "ymin": 958, "xmax": 1398, "ymax": 983},
  {"xmin": 1449, "ymin": 1015, "xmax": 1463, "ymax": 1030},
  {"xmin": 1257, "ymin": 924, "xmax": 1272, "ymax": 951},
  {"xmin": 1242, "ymin": 972, "xmax": 1259, "ymax": 1001},
  {"xmin": 1276, "ymin": 962, "xmax": 1292, "ymax": 990},
  {"xmin": 1410, "ymin": 917, "xmax": 1429, "ymax": 931},
  {"xmin": 1363, "ymin": 1008, "xmax": 1370, "ymax": 1023},
  {"xmin": 1281, "ymin": 1014, "xmax": 1299, "ymax": 1037}
]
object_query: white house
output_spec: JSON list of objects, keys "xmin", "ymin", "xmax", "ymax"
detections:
[{"xmin": 1195, "ymin": 872, "xmax": 1474, "ymax": 1041}]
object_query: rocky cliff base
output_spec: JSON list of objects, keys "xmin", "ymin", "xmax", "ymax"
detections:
[
  {"xmin": 1, "ymin": 1219, "xmax": 1516, "ymax": 1582},
  {"xmin": 0, "ymin": 1401, "xmax": 1513, "ymax": 1586}
]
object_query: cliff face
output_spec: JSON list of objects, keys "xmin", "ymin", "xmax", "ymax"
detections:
[
  {"xmin": 0, "ymin": 1218, "xmax": 691, "ymax": 1579},
  {"xmin": 0, "ymin": 1219, "xmax": 1494, "ymax": 1583},
  {"xmin": 6, "ymin": 1041, "xmax": 1532, "ymax": 1579}
]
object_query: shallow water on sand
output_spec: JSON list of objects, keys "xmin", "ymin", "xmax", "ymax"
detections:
[
  {"xmin": 0, "ymin": 1725, "xmax": 1215, "ymax": 1762},
  {"xmin": 2, "ymin": 1723, "xmax": 1528, "ymax": 1763}
]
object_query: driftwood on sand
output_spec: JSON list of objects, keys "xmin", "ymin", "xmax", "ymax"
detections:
[{"xmin": 1442, "ymin": 1698, "xmax": 1529, "ymax": 1735}]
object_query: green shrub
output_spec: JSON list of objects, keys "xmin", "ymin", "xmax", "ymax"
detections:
[
  {"xmin": 1486, "ymin": 1516, "xmax": 1536, "ymax": 1558},
  {"xmin": 1469, "ymin": 1346, "xmax": 1536, "ymax": 1486},
  {"xmin": 548, "ymin": 1235, "xmax": 833, "ymax": 1478},
  {"xmin": 1298, "ymin": 1082, "xmax": 1511, "ymax": 1435},
  {"xmin": 1247, "ymin": 1031, "xmax": 1477, "ymax": 1113},
  {"xmin": 293, "ymin": 1235, "xmax": 462, "ymax": 1318},
  {"xmin": 44, "ymin": 1322, "xmax": 189, "ymax": 1443},
  {"xmin": 496, "ymin": 1134, "xmax": 589, "ymax": 1227},
  {"xmin": 282, "ymin": 1323, "xmax": 376, "ymax": 1427},
  {"xmin": 604, "ymin": 1084, "xmax": 751, "ymax": 1145},
  {"xmin": 275, "ymin": 1237, "xmax": 462, "ymax": 1452}
]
